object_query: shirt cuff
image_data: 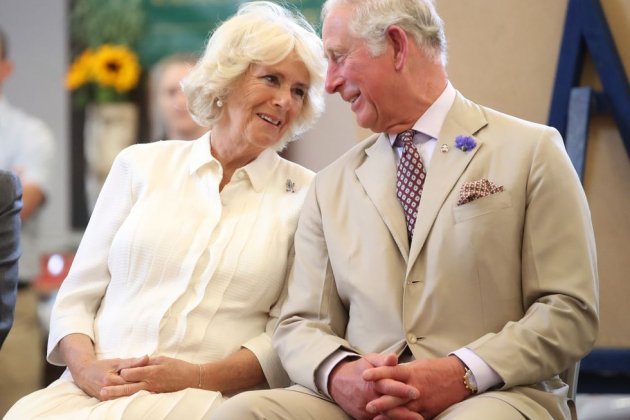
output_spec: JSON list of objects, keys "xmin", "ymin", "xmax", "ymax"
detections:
[
  {"xmin": 452, "ymin": 347, "xmax": 502, "ymax": 393},
  {"xmin": 315, "ymin": 350, "xmax": 359, "ymax": 398}
]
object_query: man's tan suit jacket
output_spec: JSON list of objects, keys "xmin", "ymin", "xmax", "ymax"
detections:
[{"xmin": 274, "ymin": 91, "xmax": 599, "ymax": 419}]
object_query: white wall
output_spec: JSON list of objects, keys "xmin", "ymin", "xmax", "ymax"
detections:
[{"xmin": 285, "ymin": 93, "xmax": 360, "ymax": 171}]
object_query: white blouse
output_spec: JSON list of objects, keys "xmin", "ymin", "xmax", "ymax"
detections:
[{"xmin": 47, "ymin": 134, "xmax": 314, "ymax": 388}]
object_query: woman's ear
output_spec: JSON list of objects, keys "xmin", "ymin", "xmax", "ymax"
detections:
[{"xmin": 386, "ymin": 25, "xmax": 408, "ymax": 71}]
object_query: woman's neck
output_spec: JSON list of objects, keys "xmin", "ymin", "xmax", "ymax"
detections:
[{"xmin": 210, "ymin": 130, "xmax": 262, "ymax": 191}]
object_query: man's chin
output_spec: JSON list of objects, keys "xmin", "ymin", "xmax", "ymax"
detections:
[{"xmin": 353, "ymin": 113, "xmax": 375, "ymax": 131}]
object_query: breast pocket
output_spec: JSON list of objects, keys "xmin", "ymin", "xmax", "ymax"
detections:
[{"xmin": 453, "ymin": 191, "xmax": 512, "ymax": 223}]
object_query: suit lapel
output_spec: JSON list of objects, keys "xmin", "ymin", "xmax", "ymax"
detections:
[
  {"xmin": 356, "ymin": 134, "xmax": 409, "ymax": 261},
  {"xmin": 407, "ymin": 92, "xmax": 488, "ymax": 274}
]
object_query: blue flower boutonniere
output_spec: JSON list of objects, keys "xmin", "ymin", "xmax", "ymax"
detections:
[{"xmin": 455, "ymin": 135, "xmax": 477, "ymax": 152}]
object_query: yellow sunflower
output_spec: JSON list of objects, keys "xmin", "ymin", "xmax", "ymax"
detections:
[
  {"xmin": 92, "ymin": 44, "xmax": 141, "ymax": 93},
  {"xmin": 65, "ymin": 49, "xmax": 95, "ymax": 90}
]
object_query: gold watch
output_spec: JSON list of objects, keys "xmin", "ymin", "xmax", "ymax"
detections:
[{"xmin": 463, "ymin": 366, "xmax": 478, "ymax": 395}]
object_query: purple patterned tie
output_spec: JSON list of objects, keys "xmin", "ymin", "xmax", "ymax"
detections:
[{"xmin": 395, "ymin": 129, "xmax": 426, "ymax": 241}]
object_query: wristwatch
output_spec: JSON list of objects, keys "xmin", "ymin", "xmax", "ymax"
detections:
[{"xmin": 463, "ymin": 366, "xmax": 478, "ymax": 395}]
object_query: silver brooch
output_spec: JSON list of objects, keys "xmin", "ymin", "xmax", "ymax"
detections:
[
  {"xmin": 440, "ymin": 144, "xmax": 449, "ymax": 153},
  {"xmin": 285, "ymin": 179, "xmax": 295, "ymax": 193}
]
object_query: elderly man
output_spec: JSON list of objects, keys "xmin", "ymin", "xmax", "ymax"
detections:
[{"xmin": 211, "ymin": 0, "xmax": 598, "ymax": 419}]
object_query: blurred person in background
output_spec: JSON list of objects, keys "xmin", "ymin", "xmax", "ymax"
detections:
[
  {"xmin": 0, "ymin": 27, "xmax": 54, "ymax": 289},
  {"xmin": 0, "ymin": 170, "xmax": 22, "ymax": 348},
  {"xmin": 6, "ymin": 2, "xmax": 325, "ymax": 418},
  {"xmin": 149, "ymin": 52, "xmax": 207, "ymax": 142},
  {"xmin": 0, "ymin": 25, "xmax": 55, "ymax": 412}
]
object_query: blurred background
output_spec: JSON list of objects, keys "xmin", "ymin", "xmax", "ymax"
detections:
[{"xmin": 0, "ymin": 0, "xmax": 628, "ymax": 417}]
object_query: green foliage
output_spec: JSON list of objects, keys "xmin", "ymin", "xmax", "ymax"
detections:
[
  {"xmin": 72, "ymin": 85, "xmax": 127, "ymax": 109},
  {"xmin": 70, "ymin": 0, "xmax": 145, "ymax": 50}
]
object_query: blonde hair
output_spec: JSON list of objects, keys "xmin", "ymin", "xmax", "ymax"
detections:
[{"xmin": 182, "ymin": 1, "xmax": 326, "ymax": 149}]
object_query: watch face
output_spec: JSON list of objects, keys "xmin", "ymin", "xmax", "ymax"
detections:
[{"xmin": 464, "ymin": 368, "xmax": 478, "ymax": 394}]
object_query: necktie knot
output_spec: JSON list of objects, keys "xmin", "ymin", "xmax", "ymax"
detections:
[{"xmin": 395, "ymin": 129, "xmax": 416, "ymax": 147}]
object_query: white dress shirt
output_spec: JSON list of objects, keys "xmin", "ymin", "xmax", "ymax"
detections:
[{"xmin": 48, "ymin": 134, "xmax": 314, "ymax": 391}]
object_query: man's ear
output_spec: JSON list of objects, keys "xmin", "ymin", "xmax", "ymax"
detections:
[
  {"xmin": 386, "ymin": 25, "xmax": 408, "ymax": 71},
  {"xmin": 0, "ymin": 59, "xmax": 14, "ymax": 84}
]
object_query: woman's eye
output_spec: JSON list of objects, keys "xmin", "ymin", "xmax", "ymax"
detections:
[
  {"xmin": 263, "ymin": 75, "xmax": 279, "ymax": 84},
  {"xmin": 293, "ymin": 87, "xmax": 306, "ymax": 99}
]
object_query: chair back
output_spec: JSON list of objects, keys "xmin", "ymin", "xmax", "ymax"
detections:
[{"xmin": 560, "ymin": 361, "xmax": 580, "ymax": 420}]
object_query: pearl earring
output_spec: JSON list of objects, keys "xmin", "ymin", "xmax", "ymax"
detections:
[{"xmin": 216, "ymin": 99, "xmax": 223, "ymax": 108}]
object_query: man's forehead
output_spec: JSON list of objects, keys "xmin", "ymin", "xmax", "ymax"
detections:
[
  {"xmin": 322, "ymin": 4, "xmax": 351, "ymax": 37},
  {"xmin": 323, "ymin": 12, "xmax": 356, "ymax": 52}
]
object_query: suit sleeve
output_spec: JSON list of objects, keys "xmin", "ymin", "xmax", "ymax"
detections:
[
  {"xmin": 273, "ymin": 178, "xmax": 356, "ymax": 393},
  {"xmin": 0, "ymin": 172, "xmax": 22, "ymax": 348},
  {"xmin": 243, "ymin": 166, "xmax": 315, "ymax": 389},
  {"xmin": 468, "ymin": 127, "xmax": 599, "ymax": 387},
  {"xmin": 241, "ymin": 245, "xmax": 293, "ymax": 389}
]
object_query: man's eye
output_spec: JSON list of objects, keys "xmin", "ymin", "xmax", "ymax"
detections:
[{"xmin": 332, "ymin": 53, "xmax": 345, "ymax": 64}]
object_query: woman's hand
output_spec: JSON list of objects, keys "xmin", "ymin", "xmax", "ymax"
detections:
[
  {"xmin": 59, "ymin": 333, "xmax": 149, "ymax": 401},
  {"xmin": 100, "ymin": 347, "xmax": 267, "ymax": 399},
  {"xmin": 100, "ymin": 356, "xmax": 199, "ymax": 399},
  {"xmin": 74, "ymin": 356, "xmax": 150, "ymax": 400}
]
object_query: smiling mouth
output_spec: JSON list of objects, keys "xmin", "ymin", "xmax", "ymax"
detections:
[{"xmin": 258, "ymin": 113, "xmax": 281, "ymax": 127}]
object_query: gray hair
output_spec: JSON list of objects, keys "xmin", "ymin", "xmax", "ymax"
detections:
[
  {"xmin": 181, "ymin": 1, "xmax": 326, "ymax": 149},
  {"xmin": 322, "ymin": 0, "xmax": 447, "ymax": 65}
]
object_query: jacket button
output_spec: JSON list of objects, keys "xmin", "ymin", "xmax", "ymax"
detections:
[{"xmin": 407, "ymin": 334, "xmax": 417, "ymax": 344}]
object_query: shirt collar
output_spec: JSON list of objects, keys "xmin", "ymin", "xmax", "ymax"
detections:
[
  {"xmin": 188, "ymin": 132, "xmax": 216, "ymax": 174},
  {"xmin": 188, "ymin": 131, "xmax": 280, "ymax": 193},
  {"xmin": 238, "ymin": 147, "xmax": 279, "ymax": 193},
  {"xmin": 388, "ymin": 81, "xmax": 456, "ymax": 145}
]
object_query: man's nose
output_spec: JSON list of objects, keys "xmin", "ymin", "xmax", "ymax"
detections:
[{"xmin": 325, "ymin": 65, "xmax": 341, "ymax": 94}]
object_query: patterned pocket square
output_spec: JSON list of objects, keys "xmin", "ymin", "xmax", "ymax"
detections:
[{"xmin": 457, "ymin": 179, "xmax": 504, "ymax": 206}]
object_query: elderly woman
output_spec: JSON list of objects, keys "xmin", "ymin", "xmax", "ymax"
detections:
[{"xmin": 6, "ymin": 2, "xmax": 325, "ymax": 418}]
